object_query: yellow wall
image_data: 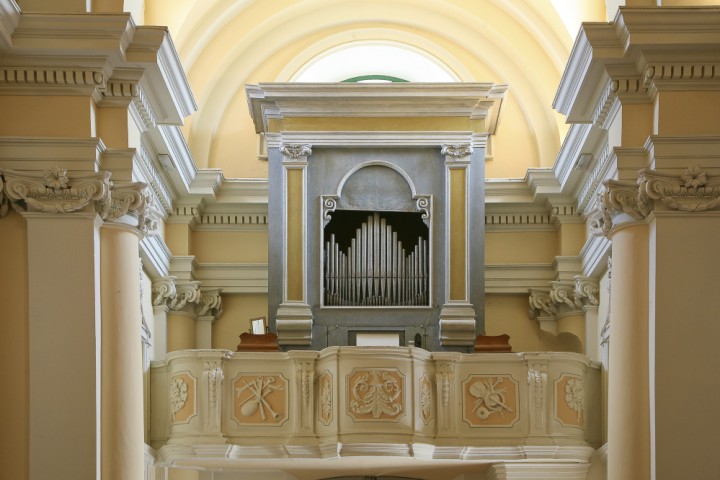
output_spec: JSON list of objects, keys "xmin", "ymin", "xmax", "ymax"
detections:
[
  {"xmin": 0, "ymin": 96, "xmax": 94, "ymax": 137},
  {"xmin": 0, "ymin": 211, "xmax": 29, "ymax": 480},
  {"xmin": 212, "ymin": 294, "xmax": 269, "ymax": 350},
  {"xmin": 485, "ymin": 294, "xmax": 582, "ymax": 352},
  {"xmin": 191, "ymin": 231, "xmax": 268, "ymax": 263},
  {"xmin": 486, "ymin": 231, "xmax": 558, "ymax": 264}
]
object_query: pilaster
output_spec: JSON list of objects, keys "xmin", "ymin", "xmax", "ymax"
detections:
[
  {"xmin": 275, "ymin": 144, "xmax": 313, "ymax": 346},
  {"xmin": 439, "ymin": 144, "xmax": 476, "ymax": 347}
]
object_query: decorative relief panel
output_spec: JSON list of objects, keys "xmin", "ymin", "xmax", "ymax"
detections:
[
  {"xmin": 555, "ymin": 374, "xmax": 585, "ymax": 428},
  {"xmin": 170, "ymin": 371, "xmax": 196, "ymax": 424},
  {"xmin": 462, "ymin": 375, "xmax": 519, "ymax": 427},
  {"xmin": 347, "ymin": 368, "xmax": 405, "ymax": 422},
  {"xmin": 232, "ymin": 374, "xmax": 288, "ymax": 426},
  {"xmin": 419, "ymin": 374, "xmax": 434, "ymax": 425},
  {"xmin": 318, "ymin": 370, "xmax": 333, "ymax": 426}
]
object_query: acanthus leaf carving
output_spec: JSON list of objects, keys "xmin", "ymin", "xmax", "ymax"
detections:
[
  {"xmin": 419, "ymin": 374, "xmax": 433, "ymax": 425},
  {"xmin": 348, "ymin": 368, "xmax": 404, "ymax": 420}
]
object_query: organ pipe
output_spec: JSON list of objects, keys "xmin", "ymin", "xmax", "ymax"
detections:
[{"xmin": 324, "ymin": 212, "xmax": 429, "ymax": 306}]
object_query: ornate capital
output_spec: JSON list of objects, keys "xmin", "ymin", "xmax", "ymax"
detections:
[
  {"xmin": 592, "ymin": 165, "xmax": 720, "ymax": 237},
  {"xmin": 279, "ymin": 144, "xmax": 312, "ymax": 161},
  {"xmin": 549, "ymin": 281, "xmax": 583, "ymax": 311},
  {"xmin": 574, "ymin": 276, "xmax": 599, "ymax": 308},
  {"xmin": 138, "ymin": 192, "xmax": 163, "ymax": 236},
  {"xmin": 441, "ymin": 144, "xmax": 473, "ymax": 159},
  {"xmin": 198, "ymin": 288, "xmax": 223, "ymax": 320},
  {"xmin": 2, "ymin": 167, "xmax": 111, "ymax": 215},
  {"xmin": 169, "ymin": 280, "xmax": 201, "ymax": 311},
  {"xmin": 639, "ymin": 165, "xmax": 720, "ymax": 212},
  {"xmin": 152, "ymin": 276, "xmax": 177, "ymax": 307},
  {"xmin": 528, "ymin": 289, "xmax": 557, "ymax": 319}
]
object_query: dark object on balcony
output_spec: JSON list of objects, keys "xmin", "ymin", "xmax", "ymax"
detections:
[
  {"xmin": 236, "ymin": 332, "xmax": 280, "ymax": 352},
  {"xmin": 473, "ymin": 334, "xmax": 512, "ymax": 353}
]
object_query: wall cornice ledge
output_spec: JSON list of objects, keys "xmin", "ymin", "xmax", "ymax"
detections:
[
  {"xmin": 485, "ymin": 264, "xmax": 556, "ymax": 294},
  {"xmin": 194, "ymin": 263, "xmax": 268, "ymax": 294}
]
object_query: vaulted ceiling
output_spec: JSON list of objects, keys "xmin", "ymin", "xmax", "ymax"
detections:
[{"xmin": 144, "ymin": 0, "xmax": 607, "ymax": 179}]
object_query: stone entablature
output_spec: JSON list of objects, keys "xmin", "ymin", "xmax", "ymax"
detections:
[{"xmin": 150, "ymin": 348, "xmax": 600, "ymax": 466}]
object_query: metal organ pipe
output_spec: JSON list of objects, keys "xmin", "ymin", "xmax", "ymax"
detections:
[{"xmin": 324, "ymin": 212, "xmax": 428, "ymax": 306}]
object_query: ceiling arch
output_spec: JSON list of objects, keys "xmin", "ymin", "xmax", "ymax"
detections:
[{"xmin": 144, "ymin": 0, "xmax": 607, "ymax": 176}]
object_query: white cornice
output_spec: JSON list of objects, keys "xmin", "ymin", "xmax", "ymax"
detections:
[
  {"xmin": 140, "ymin": 234, "xmax": 172, "ymax": 279},
  {"xmin": 126, "ymin": 27, "xmax": 196, "ymax": 124},
  {"xmin": 10, "ymin": 12, "xmax": 133, "ymax": 59},
  {"xmin": 194, "ymin": 263, "xmax": 268, "ymax": 294},
  {"xmin": 0, "ymin": 0, "xmax": 20, "ymax": 49},
  {"xmin": 485, "ymin": 264, "xmax": 555, "ymax": 294},
  {"xmin": 247, "ymin": 82, "xmax": 507, "ymax": 134},
  {"xmin": 0, "ymin": 136, "xmax": 104, "ymax": 172},
  {"xmin": 151, "ymin": 125, "xmax": 197, "ymax": 193},
  {"xmin": 267, "ymin": 131, "xmax": 488, "ymax": 148},
  {"xmin": 556, "ymin": 8, "xmax": 720, "ymax": 124}
]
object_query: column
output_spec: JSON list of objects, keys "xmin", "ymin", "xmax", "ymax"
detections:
[
  {"xmin": 151, "ymin": 276, "xmax": 175, "ymax": 360},
  {"xmin": 167, "ymin": 280, "xmax": 200, "ymax": 351},
  {"xmin": 275, "ymin": 144, "xmax": 313, "ymax": 346},
  {"xmin": 100, "ymin": 182, "xmax": 148, "ymax": 480},
  {"xmin": 598, "ymin": 181, "xmax": 651, "ymax": 480},
  {"xmin": 439, "ymin": 144, "xmax": 476, "ymax": 346},
  {"xmin": 3, "ymin": 168, "xmax": 110, "ymax": 480},
  {"xmin": 195, "ymin": 288, "xmax": 223, "ymax": 349}
]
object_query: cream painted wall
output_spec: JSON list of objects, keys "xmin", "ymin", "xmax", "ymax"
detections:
[
  {"xmin": 486, "ymin": 231, "xmax": 558, "ymax": 264},
  {"xmin": 0, "ymin": 96, "xmax": 94, "ymax": 138},
  {"xmin": 191, "ymin": 231, "xmax": 268, "ymax": 263},
  {"xmin": 657, "ymin": 91, "xmax": 720, "ymax": 136},
  {"xmin": 165, "ymin": 223, "xmax": 192, "ymax": 256},
  {"xmin": 485, "ymin": 294, "xmax": 583, "ymax": 352},
  {"xmin": 212, "ymin": 294, "xmax": 269, "ymax": 350},
  {"xmin": 0, "ymin": 211, "xmax": 29, "ymax": 480}
]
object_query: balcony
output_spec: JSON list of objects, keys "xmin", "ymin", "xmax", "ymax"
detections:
[{"xmin": 150, "ymin": 347, "xmax": 601, "ymax": 476}]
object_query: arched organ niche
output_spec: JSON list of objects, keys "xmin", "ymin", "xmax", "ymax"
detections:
[{"xmin": 322, "ymin": 163, "xmax": 432, "ymax": 308}]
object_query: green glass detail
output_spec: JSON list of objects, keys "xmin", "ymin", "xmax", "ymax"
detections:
[{"xmin": 342, "ymin": 74, "xmax": 409, "ymax": 83}]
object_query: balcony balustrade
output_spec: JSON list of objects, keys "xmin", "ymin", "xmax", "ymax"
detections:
[{"xmin": 150, "ymin": 347, "xmax": 600, "ymax": 467}]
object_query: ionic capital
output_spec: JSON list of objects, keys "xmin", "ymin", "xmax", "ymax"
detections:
[
  {"xmin": 574, "ymin": 276, "xmax": 600, "ymax": 308},
  {"xmin": 1, "ymin": 167, "xmax": 111, "ymax": 215},
  {"xmin": 639, "ymin": 165, "xmax": 720, "ymax": 213},
  {"xmin": 441, "ymin": 144, "xmax": 473, "ymax": 162},
  {"xmin": 279, "ymin": 144, "xmax": 312, "ymax": 161},
  {"xmin": 169, "ymin": 280, "xmax": 201, "ymax": 311},
  {"xmin": 152, "ymin": 276, "xmax": 177, "ymax": 308},
  {"xmin": 198, "ymin": 288, "xmax": 223, "ymax": 320}
]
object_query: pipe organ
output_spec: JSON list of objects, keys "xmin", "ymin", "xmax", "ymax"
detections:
[
  {"xmin": 324, "ymin": 212, "xmax": 429, "ymax": 307},
  {"xmin": 251, "ymin": 82, "xmax": 504, "ymax": 348}
]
